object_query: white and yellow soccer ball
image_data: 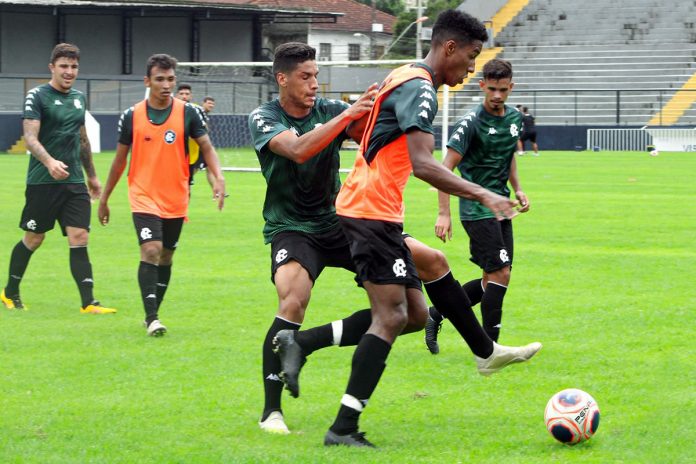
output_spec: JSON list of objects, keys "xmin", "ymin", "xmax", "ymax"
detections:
[{"xmin": 544, "ymin": 388, "xmax": 600, "ymax": 445}]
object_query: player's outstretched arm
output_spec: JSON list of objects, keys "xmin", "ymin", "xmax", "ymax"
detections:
[
  {"xmin": 97, "ymin": 143, "xmax": 129, "ymax": 225},
  {"xmin": 196, "ymin": 134, "xmax": 226, "ymax": 211},
  {"xmin": 23, "ymin": 119, "xmax": 69, "ymax": 180},
  {"xmin": 268, "ymin": 84, "xmax": 378, "ymax": 164},
  {"xmin": 407, "ymin": 131, "xmax": 518, "ymax": 221},
  {"xmin": 508, "ymin": 155, "xmax": 529, "ymax": 213}
]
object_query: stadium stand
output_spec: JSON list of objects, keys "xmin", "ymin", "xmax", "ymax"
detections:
[{"xmin": 447, "ymin": 0, "xmax": 696, "ymax": 126}]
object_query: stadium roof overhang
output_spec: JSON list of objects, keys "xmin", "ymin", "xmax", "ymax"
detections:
[{"xmin": 0, "ymin": 0, "xmax": 343, "ymax": 24}]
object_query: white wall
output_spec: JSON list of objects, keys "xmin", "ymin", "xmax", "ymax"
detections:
[{"xmin": 308, "ymin": 30, "xmax": 391, "ymax": 61}]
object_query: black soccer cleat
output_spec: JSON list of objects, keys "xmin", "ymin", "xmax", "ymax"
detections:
[
  {"xmin": 324, "ymin": 430, "xmax": 376, "ymax": 448},
  {"xmin": 424, "ymin": 306, "xmax": 444, "ymax": 355},
  {"xmin": 273, "ymin": 329, "xmax": 306, "ymax": 398}
]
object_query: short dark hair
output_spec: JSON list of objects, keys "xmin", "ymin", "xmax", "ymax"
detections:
[
  {"xmin": 177, "ymin": 83, "xmax": 192, "ymax": 92},
  {"xmin": 50, "ymin": 43, "xmax": 80, "ymax": 64},
  {"xmin": 431, "ymin": 10, "xmax": 488, "ymax": 46},
  {"xmin": 482, "ymin": 58, "xmax": 513, "ymax": 80},
  {"xmin": 516, "ymin": 104, "xmax": 522, "ymax": 109},
  {"xmin": 146, "ymin": 54, "xmax": 177, "ymax": 77},
  {"xmin": 522, "ymin": 106, "xmax": 529, "ymax": 112},
  {"xmin": 203, "ymin": 96, "xmax": 215, "ymax": 103},
  {"xmin": 272, "ymin": 42, "xmax": 316, "ymax": 76}
]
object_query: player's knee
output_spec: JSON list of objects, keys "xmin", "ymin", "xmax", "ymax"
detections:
[
  {"xmin": 67, "ymin": 229, "xmax": 89, "ymax": 247},
  {"xmin": 375, "ymin": 303, "xmax": 408, "ymax": 334},
  {"xmin": 23, "ymin": 233, "xmax": 45, "ymax": 250},
  {"xmin": 277, "ymin": 295, "xmax": 307, "ymax": 322},
  {"xmin": 140, "ymin": 242, "xmax": 163, "ymax": 264},
  {"xmin": 404, "ymin": 305, "xmax": 428, "ymax": 333},
  {"xmin": 418, "ymin": 249, "xmax": 449, "ymax": 282},
  {"xmin": 488, "ymin": 266, "xmax": 511, "ymax": 286}
]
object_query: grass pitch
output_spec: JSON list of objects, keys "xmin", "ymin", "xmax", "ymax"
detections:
[{"xmin": 0, "ymin": 150, "xmax": 694, "ymax": 463}]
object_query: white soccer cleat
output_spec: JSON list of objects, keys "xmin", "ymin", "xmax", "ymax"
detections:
[
  {"xmin": 146, "ymin": 319, "xmax": 167, "ymax": 337},
  {"xmin": 475, "ymin": 341, "xmax": 542, "ymax": 376},
  {"xmin": 259, "ymin": 411, "xmax": 290, "ymax": 435}
]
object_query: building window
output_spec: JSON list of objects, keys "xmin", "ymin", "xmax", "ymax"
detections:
[
  {"xmin": 319, "ymin": 43, "xmax": 332, "ymax": 61},
  {"xmin": 348, "ymin": 44, "xmax": 361, "ymax": 61}
]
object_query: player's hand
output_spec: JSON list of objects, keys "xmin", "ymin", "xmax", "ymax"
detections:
[
  {"xmin": 481, "ymin": 190, "xmax": 519, "ymax": 221},
  {"xmin": 46, "ymin": 158, "xmax": 69, "ymax": 180},
  {"xmin": 435, "ymin": 214, "xmax": 453, "ymax": 242},
  {"xmin": 97, "ymin": 202, "xmax": 110, "ymax": 226},
  {"xmin": 515, "ymin": 190, "xmax": 530, "ymax": 213},
  {"xmin": 212, "ymin": 177, "xmax": 226, "ymax": 211},
  {"xmin": 344, "ymin": 83, "xmax": 379, "ymax": 120},
  {"xmin": 87, "ymin": 176, "xmax": 102, "ymax": 201}
]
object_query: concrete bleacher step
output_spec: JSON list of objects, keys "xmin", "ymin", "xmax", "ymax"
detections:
[{"xmin": 648, "ymin": 72, "xmax": 696, "ymax": 125}]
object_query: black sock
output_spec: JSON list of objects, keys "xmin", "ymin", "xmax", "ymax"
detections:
[
  {"xmin": 462, "ymin": 278, "xmax": 484, "ymax": 307},
  {"xmin": 138, "ymin": 261, "xmax": 159, "ymax": 324},
  {"xmin": 330, "ymin": 334, "xmax": 391, "ymax": 435},
  {"xmin": 481, "ymin": 282, "xmax": 507, "ymax": 342},
  {"xmin": 423, "ymin": 272, "xmax": 493, "ymax": 358},
  {"xmin": 261, "ymin": 317, "xmax": 301, "ymax": 421},
  {"xmin": 295, "ymin": 308, "xmax": 372, "ymax": 354},
  {"xmin": 69, "ymin": 246, "xmax": 95, "ymax": 308},
  {"xmin": 5, "ymin": 241, "xmax": 34, "ymax": 296},
  {"xmin": 156, "ymin": 264, "xmax": 172, "ymax": 309}
]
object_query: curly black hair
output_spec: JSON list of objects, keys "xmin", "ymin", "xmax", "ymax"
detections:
[{"xmin": 431, "ymin": 9, "xmax": 488, "ymax": 46}]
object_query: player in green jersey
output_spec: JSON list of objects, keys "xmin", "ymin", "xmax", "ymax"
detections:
[
  {"xmin": 428, "ymin": 59, "xmax": 529, "ymax": 351},
  {"xmin": 1, "ymin": 43, "xmax": 116, "ymax": 315}
]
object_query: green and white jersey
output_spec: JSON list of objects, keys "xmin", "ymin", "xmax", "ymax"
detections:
[
  {"xmin": 23, "ymin": 83, "xmax": 87, "ymax": 185},
  {"xmin": 447, "ymin": 104, "xmax": 522, "ymax": 221},
  {"xmin": 249, "ymin": 97, "xmax": 350, "ymax": 243}
]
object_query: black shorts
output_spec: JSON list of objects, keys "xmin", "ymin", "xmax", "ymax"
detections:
[
  {"xmin": 270, "ymin": 226, "xmax": 355, "ymax": 283},
  {"xmin": 462, "ymin": 218, "xmax": 514, "ymax": 273},
  {"xmin": 338, "ymin": 216, "xmax": 421, "ymax": 289},
  {"xmin": 20, "ymin": 183, "xmax": 91, "ymax": 235},
  {"xmin": 132, "ymin": 213, "xmax": 184, "ymax": 249},
  {"xmin": 520, "ymin": 130, "xmax": 537, "ymax": 143}
]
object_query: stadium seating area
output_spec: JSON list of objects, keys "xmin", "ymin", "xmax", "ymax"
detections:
[{"xmin": 449, "ymin": 0, "xmax": 696, "ymax": 126}]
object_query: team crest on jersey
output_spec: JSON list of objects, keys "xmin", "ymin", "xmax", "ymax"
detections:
[
  {"xmin": 74, "ymin": 99, "xmax": 82, "ymax": 109},
  {"xmin": 510, "ymin": 123, "xmax": 519, "ymax": 137},
  {"xmin": 488, "ymin": 127, "xmax": 498, "ymax": 135},
  {"xmin": 164, "ymin": 130, "xmax": 177, "ymax": 144}
]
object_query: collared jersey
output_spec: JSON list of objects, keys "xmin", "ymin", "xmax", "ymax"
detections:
[
  {"xmin": 23, "ymin": 83, "xmax": 87, "ymax": 185},
  {"xmin": 447, "ymin": 104, "xmax": 522, "ymax": 221},
  {"xmin": 336, "ymin": 63, "xmax": 436, "ymax": 223},
  {"xmin": 248, "ymin": 97, "xmax": 350, "ymax": 244}
]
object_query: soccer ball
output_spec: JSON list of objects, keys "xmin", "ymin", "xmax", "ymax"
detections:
[
  {"xmin": 544, "ymin": 388, "xmax": 600, "ymax": 445},
  {"xmin": 649, "ymin": 149, "xmax": 659, "ymax": 156}
]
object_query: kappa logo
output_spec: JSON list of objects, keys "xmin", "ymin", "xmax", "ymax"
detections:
[
  {"xmin": 261, "ymin": 125, "xmax": 273, "ymax": 133},
  {"xmin": 26, "ymin": 219, "xmax": 37, "ymax": 230},
  {"xmin": 488, "ymin": 127, "xmax": 498, "ymax": 135},
  {"xmin": 419, "ymin": 100, "xmax": 432, "ymax": 110},
  {"xmin": 275, "ymin": 249, "xmax": 288, "ymax": 263},
  {"xmin": 140, "ymin": 227, "xmax": 153, "ymax": 240},
  {"xmin": 510, "ymin": 123, "xmax": 519, "ymax": 137},
  {"xmin": 392, "ymin": 259, "xmax": 407, "ymax": 277},
  {"xmin": 418, "ymin": 110, "xmax": 430, "ymax": 119},
  {"xmin": 54, "ymin": 100, "xmax": 63, "ymax": 106},
  {"xmin": 74, "ymin": 99, "xmax": 82, "ymax": 109},
  {"xmin": 266, "ymin": 373, "xmax": 282, "ymax": 382},
  {"xmin": 164, "ymin": 130, "xmax": 176, "ymax": 144},
  {"xmin": 499, "ymin": 249, "xmax": 510, "ymax": 263}
]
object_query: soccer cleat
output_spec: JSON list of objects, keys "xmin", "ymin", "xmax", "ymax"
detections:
[
  {"xmin": 258, "ymin": 411, "xmax": 290, "ymax": 435},
  {"xmin": 146, "ymin": 319, "xmax": 167, "ymax": 337},
  {"xmin": 80, "ymin": 301, "xmax": 117, "ymax": 315},
  {"xmin": 424, "ymin": 306, "xmax": 443, "ymax": 354},
  {"xmin": 273, "ymin": 329, "xmax": 306, "ymax": 398},
  {"xmin": 324, "ymin": 430, "xmax": 375, "ymax": 448},
  {"xmin": 475, "ymin": 341, "xmax": 542, "ymax": 376},
  {"xmin": 1, "ymin": 288, "xmax": 27, "ymax": 310}
]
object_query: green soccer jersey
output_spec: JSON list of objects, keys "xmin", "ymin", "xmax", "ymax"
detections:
[
  {"xmin": 23, "ymin": 84, "xmax": 87, "ymax": 185},
  {"xmin": 447, "ymin": 104, "xmax": 522, "ymax": 221},
  {"xmin": 249, "ymin": 97, "xmax": 350, "ymax": 243}
]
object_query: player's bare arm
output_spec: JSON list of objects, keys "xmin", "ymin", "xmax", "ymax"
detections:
[
  {"xmin": 508, "ymin": 155, "xmax": 530, "ymax": 213},
  {"xmin": 97, "ymin": 143, "xmax": 130, "ymax": 225},
  {"xmin": 23, "ymin": 119, "xmax": 69, "ymax": 180},
  {"xmin": 434, "ymin": 148, "xmax": 464, "ymax": 242},
  {"xmin": 407, "ymin": 130, "xmax": 518, "ymax": 221},
  {"xmin": 195, "ymin": 133, "xmax": 226, "ymax": 211},
  {"xmin": 79, "ymin": 125, "xmax": 101, "ymax": 199},
  {"xmin": 269, "ymin": 84, "xmax": 378, "ymax": 163}
]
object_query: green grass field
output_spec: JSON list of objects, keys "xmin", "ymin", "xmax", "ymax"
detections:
[{"xmin": 0, "ymin": 149, "xmax": 694, "ymax": 463}]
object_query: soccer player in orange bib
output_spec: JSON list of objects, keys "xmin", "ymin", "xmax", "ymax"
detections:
[{"xmin": 98, "ymin": 54, "xmax": 226, "ymax": 336}]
